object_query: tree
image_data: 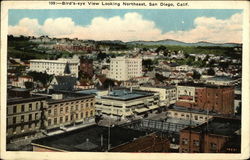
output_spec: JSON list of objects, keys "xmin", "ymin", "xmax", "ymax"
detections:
[
  {"xmin": 155, "ymin": 46, "xmax": 167, "ymax": 53},
  {"xmin": 97, "ymin": 52, "xmax": 107, "ymax": 61},
  {"xmin": 155, "ymin": 73, "xmax": 167, "ymax": 82},
  {"xmin": 208, "ymin": 59, "xmax": 216, "ymax": 67},
  {"xmin": 95, "ymin": 115, "xmax": 103, "ymax": 124},
  {"xmin": 24, "ymin": 81, "xmax": 34, "ymax": 89},
  {"xmin": 192, "ymin": 70, "xmax": 201, "ymax": 80},
  {"xmin": 27, "ymin": 71, "xmax": 53, "ymax": 87},
  {"xmin": 219, "ymin": 61, "xmax": 229, "ymax": 70},
  {"xmin": 142, "ymin": 59, "xmax": 153, "ymax": 71},
  {"xmin": 163, "ymin": 51, "xmax": 169, "ymax": 57},
  {"xmin": 207, "ymin": 68, "xmax": 215, "ymax": 76},
  {"xmin": 236, "ymin": 103, "xmax": 241, "ymax": 116},
  {"xmin": 184, "ymin": 53, "xmax": 189, "ymax": 58},
  {"xmin": 102, "ymin": 79, "xmax": 115, "ymax": 89}
]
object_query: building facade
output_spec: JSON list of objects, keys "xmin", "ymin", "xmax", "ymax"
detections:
[
  {"xmin": 11, "ymin": 76, "xmax": 33, "ymax": 88},
  {"xmin": 108, "ymin": 57, "xmax": 142, "ymax": 81},
  {"xmin": 179, "ymin": 117, "xmax": 241, "ymax": 153},
  {"xmin": 176, "ymin": 83, "xmax": 234, "ymax": 115},
  {"xmin": 7, "ymin": 96, "xmax": 47, "ymax": 142},
  {"xmin": 44, "ymin": 93, "xmax": 95, "ymax": 131},
  {"xmin": 29, "ymin": 57, "xmax": 79, "ymax": 77},
  {"xmin": 79, "ymin": 58, "xmax": 94, "ymax": 77},
  {"xmin": 166, "ymin": 105, "xmax": 215, "ymax": 124},
  {"xmin": 139, "ymin": 86, "xmax": 177, "ymax": 106},
  {"xmin": 95, "ymin": 89, "xmax": 160, "ymax": 120}
]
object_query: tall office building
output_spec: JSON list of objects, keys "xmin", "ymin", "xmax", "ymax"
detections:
[{"xmin": 108, "ymin": 57, "xmax": 142, "ymax": 81}]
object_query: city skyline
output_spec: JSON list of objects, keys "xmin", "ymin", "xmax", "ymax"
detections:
[{"xmin": 8, "ymin": 9, "xmax": 242, "ymax": 43}]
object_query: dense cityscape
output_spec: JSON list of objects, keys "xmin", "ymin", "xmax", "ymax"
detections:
[{"xmin": 6, "ymin": 34, "xmax": 242, "ymax": 153}]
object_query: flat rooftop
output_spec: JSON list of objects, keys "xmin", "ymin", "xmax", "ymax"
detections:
[
  {"xmin": 7, "ymin": 96, "xmax": 47, "ymax": 105},
  {"xmin": 182, "ymin": 117, "xmax": 241, "ymax": 136},
  {"xmin": 31, "ymin": 125, "xmax": 147, "ymax": 152},
  {"xmin": 101, "ymin": 89, "xmax": 154, "ymax": 101},
  {"xmin": 168, "ymin": 105, "xmax": 219, "ymax": 116},
  {"xmin": 207, "ymin": 76, "xmax": 238, "ymax": 81},
  {"xmin": 76, "ymin": 89, "xmax": 100, "ymax": 95},
  {"xmin": 141, "ymin": 85, "xmax": 176, "ymax": 90},
  {"xmin": 46, "ymin": 92, "xmax": 95, "ymax": 104},
  {"xmin": 178, "ymin": 82, "xmax": 234, "ymax": 88}
]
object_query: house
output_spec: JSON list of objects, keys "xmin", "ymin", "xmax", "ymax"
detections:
[
  {"xmin": 48, "ymin": 76, "xmax": 77, "ymax": 91},
  {"xmin": 11, "ymin": 76, "xmax": 33, "ymax": 88}
]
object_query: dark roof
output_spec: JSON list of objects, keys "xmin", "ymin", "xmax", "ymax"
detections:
[
  {"xmin": 7, "ymin": 96, "xmax": 47, "ymax": 105},
  {"xmin": 178, "ymin": 82, "xmax": 234, "ymax": 89},
  {"xmin": 100, "ymin": 89, "xmax": 155, "ymax": 101},
  {"xmin": 51, "ymin": 76, "xmax": 77, "ymax": 91},
  {"xmin": 64, "ymin": 62, "xmax": 71, "ymax": 74},
  {"xmin": 46, "ymin": 92, "xmax": 94, "ymax": 104},
  {"xmin": 141, "ymin": 85, "xmax": 176, "ymax": 90},
  {"xmin": 110, "ymin": 133, "xmax": 169, "ymax": 152},
  {"xmin": 31, "ymin": 125, "xmax": 147, "ymax": 152},
  {"xmin": 55, "ymin": 76, "xmax": 76, "ymax": 84},
  {"xmin": 182, "ymin": 117, "xmax": 241, "ymax": 136},
  {"xmin": 168, "ymin": 105, "xmax": 219, "ymax": 116}
]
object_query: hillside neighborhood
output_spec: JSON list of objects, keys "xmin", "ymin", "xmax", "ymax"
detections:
[{"xmin": 7, "ymin": 35, "xmax": 242, "ymax": 153}]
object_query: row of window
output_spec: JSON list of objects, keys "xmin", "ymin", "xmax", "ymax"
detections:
[
  {"xmin": 50, "ymin": 99, "xmax": 93, "ymax": 107},
  {"xmin": 168, "ymin": 111, "xmax": 208, "ymax": 121},
  {"xmin": 9, "ymin": 102, "xmax": 42, "ymax": 114},
  {"xmin": 10, "ymin": 122, "xmax": 40, "ymax": 134},
  {"xmin": 10, "ymin": 113, "xmax": 39, "ymax": 124},
  {"xmin": 48, "ymin": 103, "xmax": 93, "ymax": 115},
  {"xmin": 181, "ymin": 139, "xmax": 217, "ymax": 150},
  {"xmin": 182, "ymin": 139, "xmax": 200, "ymax": 146},
  {"xmin": 48, "ymin": 111, "xmax": 93, "ymax": 126}
]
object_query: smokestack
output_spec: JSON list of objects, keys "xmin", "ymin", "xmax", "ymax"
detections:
[{"xmin": 101, "ymin": 134, "xmax": 103, "ymax": 147}]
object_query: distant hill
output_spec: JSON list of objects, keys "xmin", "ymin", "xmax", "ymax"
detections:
[{"xmin": 126, "ymin": 39, "xmax": 242, "ymax": 47}]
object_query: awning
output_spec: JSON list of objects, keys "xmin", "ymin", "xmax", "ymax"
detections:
[
  {"xmin": 149, "ymin": 105, "xmax": 159, "ymax": 110},
  {"xmin": 135, "ymin": 107, "xmax": 149, "ymax": 113}
]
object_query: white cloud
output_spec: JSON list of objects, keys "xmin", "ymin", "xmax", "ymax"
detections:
[
  {"xmin": 8, "ymin": 12, "xmax": 243, "ymax": 43},
  {"xmin": 161, "ymin": 13, "xmax": 243, "ymax": 43},
  {"xmin": 42, "ymin": 18, "xmax": 76, "ymax": 37},
  {"xmin": 9, "ymin": 18, "xmax": 41, "ymax": 36}
]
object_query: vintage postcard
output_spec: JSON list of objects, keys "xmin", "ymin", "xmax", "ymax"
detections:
[{"xmin": 1, "ymin": 1, "xmax": 249, "ymax": 160}]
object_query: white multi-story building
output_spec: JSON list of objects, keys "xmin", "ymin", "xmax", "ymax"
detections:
[
  {"xmin": 95, "ymin": 89, "xmax": 160, "ymax": 120},
  {"xmin": 140, "ymin": 86, "xmax": 177, "ymax": 106},
  {"xmin": 166, "ymin": 105, "xmax": 215, "ymax": 124},
  {"xmin": 108, "ymin": 57, "xmax": 142, "ymax": 81},
  {"xmin": 29, "ymin": 56, "xmax": 79, "ymax": 77}
]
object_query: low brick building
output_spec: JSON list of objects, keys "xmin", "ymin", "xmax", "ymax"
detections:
[
  {"xmin": 176, "ymin": 83, "xmax": 234, "ymax": 115},
  {"xmin": 80, "ymin": 58, "xmax": 94, "ymax": 77},
  {"xmin": 179, "ymin": 117, "xmax": 241, "ymax": 153},
  {"xmin": 110, "ymin": 133, "xmax": 170, "ymax": 152}
]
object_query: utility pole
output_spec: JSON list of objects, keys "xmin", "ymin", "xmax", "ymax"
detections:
[{"xmin": 189, "ymin": 104, "xmax": 192, "ymax": 153}]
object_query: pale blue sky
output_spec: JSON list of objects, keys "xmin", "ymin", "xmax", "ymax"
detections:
[{"xmin": 9, "ymin": 9, "xmax": 242, "ymax": 33}]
